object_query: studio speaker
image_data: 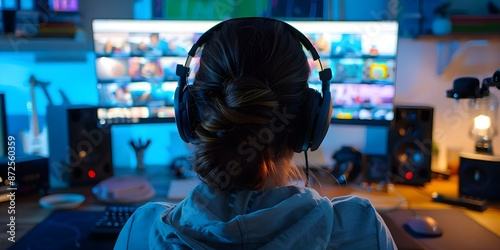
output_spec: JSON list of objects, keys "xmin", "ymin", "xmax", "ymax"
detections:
[
  {"xmin": 0, "ymin": 155, "xmax": 49, "ymax": 196},
  {"xmin": 1, "ymin": 10, "xmax": 16, "ymax": 34},
  {"xmin": 47, "ymin": 105, "xmax": 113, "ymax": 187},
  {"xmin": 388, "ymin": 105, "xmax": 433, "ymax": 186},
  {"xmin": 459, "ymin": 152, "xmax": 500, "ymax": 201}
]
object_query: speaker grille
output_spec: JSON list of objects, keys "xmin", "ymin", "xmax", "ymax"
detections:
[
  {"xmin": 47, "ymin": 106, "xmax": 113, "ymax": 187},
  {"xmin": 459, "ymin": 155, "xmax": 500, "ymax": 201},
  {"xmin": 388, "ymin": 105, "xmax": 433, "ymax": 186}
]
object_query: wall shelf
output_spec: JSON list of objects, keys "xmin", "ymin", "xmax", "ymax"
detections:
[
  {"xmin": 0, "ymin": 35, "xmax": 89, "ymax": 52},
  {"xmin": 417, "ymin": 33, "xmax": 500, "ymax": 41}
]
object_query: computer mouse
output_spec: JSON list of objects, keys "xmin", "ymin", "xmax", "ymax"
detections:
[{"xmin": 404, "ymin": 215, "xmax": 443, "ymax": 237}]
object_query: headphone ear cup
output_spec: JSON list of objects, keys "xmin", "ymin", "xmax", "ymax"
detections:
[
  {"xmin": 295, "ymin": 87, "xmax": 332, "ymax": 153},
  {"xmin": 331, "ymin": 146, "xmax": 365, "ymax": 184},
  {"xmin": 174, "ymin": 84, "xmax": 198, "ymax": 143},
  {"xmin": 310, "ymin": 88, "xmax": 332, "ymax": 151},
  {"xmin": 294, "ymin": 89, "xmax": 320, "ymax": 152}
]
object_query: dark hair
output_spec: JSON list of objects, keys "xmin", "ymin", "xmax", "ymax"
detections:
[{"xmin": 191, "ymin": 18, "xmax": 310, "ymax": 191}]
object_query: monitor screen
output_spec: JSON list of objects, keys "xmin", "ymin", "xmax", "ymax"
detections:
[
  {"xmin": 92, "ymin": 19, "xmax": 398, "ymax": 126},
  {"xmin": 92, "ymin": 19, "xmax": 217, "ymax": 125},
  {"xmin": 290, "ymin": 21, "xmax": 399, "ymax": 126},
  {"xmin": 49, "ymin": 0, "xmax": 78, "ymax": 12}
]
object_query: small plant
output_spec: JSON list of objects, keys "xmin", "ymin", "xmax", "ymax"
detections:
[
  {"xmin": 432, "ymin": 141, "xmax": 439, "ymax": 156},
  {"xmin": 434, "ymin": 2, "xmax": 451, "ymax": 17},
  {"xmin": 431, "ymin": 1, "xmax": 453, "ymax": 35}
]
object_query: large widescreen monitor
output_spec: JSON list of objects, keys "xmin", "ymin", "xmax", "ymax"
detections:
[{"xmin": 92, "ymin": 19, "xmax": 398, "ymax": 126}]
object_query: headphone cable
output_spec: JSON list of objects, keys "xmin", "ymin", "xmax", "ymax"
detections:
[{"xmin": 304, "ymin": 150, "xmax": 309, "ymax": 187}]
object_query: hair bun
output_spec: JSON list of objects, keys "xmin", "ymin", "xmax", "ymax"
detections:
[
  {"xmin": 224, "ymin": 75, "xmax": 274, "ymax": 103},
  {"xmin": 226, "ymin": 75, "xmax": 267, "ymax": 90},
  {"xmin": 231, "ymin": 75, "xmax": 264, "ymax": 83}
]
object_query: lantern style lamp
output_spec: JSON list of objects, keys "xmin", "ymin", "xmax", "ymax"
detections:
[
  {"xmin": 468, "ymin": 95, "xmax": 498, "ymax": 154},
  {"xmin": 447, "ymin": 69, "xmax": 500, "ymax": 155},
  {"xmin": 446, "ymin": 69, "xmax": 500, "ymax": 201}
]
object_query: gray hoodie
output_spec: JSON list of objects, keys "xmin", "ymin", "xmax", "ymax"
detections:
[{"xmin": 115, "ymin": 183, "xmax": 396, "ymax": 249}]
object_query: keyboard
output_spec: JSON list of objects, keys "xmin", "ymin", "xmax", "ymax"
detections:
[{"xmin": 90, "ymin": 206, "xmax": 138, "ymax": 237}]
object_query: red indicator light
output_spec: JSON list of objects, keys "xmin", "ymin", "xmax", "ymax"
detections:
[
  {"xmin": 88, "ymin": 170, "xmax": 96, "ymax": 179},
  {"xmin": 405, "ymin": 171, "xmax": 413, "ymax": 180}
]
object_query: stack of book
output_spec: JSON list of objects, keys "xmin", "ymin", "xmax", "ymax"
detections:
[
  {"xmin": 36, "ymin": 12, "xmax": 81, "ymax": 38},
  {"xmin": 10, "ymin": 10, "xmax": 81, "ymax": 38},
  {"xmin": 450, "ymin": 15, "xmax": 500, "ymax": 34}
]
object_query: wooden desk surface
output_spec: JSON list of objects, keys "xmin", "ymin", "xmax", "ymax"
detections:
[
  {"xmin": 312, "ymin": 175, "xmax": 500, "ymax": 237},
  {"xmin": 1, "ymin": 173, "xmax": 499, "ymax": 249},
  {"xmin": 396, "ymin": 176, "xmax": 500, "ymax": 237}
]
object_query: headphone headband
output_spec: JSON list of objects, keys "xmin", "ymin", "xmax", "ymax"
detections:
[{"xmin": 190, "ymin": 17, "xmax": 320, "ymax": 59}]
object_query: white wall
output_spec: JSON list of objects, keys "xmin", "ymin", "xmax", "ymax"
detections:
[{"xmin": 394, "ymin": 38, "xmax": 500, "ymax": 171}]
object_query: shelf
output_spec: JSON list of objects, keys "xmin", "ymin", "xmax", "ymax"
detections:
[
  {"xmin": 416, "ymin": 33, "xmax": 500, "ymax": 41},
  {"xmin": 0, "ymin": 35, "xmax": 89, "ymax": 52}
]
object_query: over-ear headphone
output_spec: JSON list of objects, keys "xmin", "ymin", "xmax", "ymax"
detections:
[
  {"xmin": 169, "ymin": 156, "xmax": 194, "ymax": 178},
  {"xmin": 331, "ymin": 146, "xmax": 366, "ymax": 185},
  {"xmin": 174, "ymin": 17, "xmax": 332, "ymax": 153}
]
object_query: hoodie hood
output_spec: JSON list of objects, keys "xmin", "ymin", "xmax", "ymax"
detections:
[{"xmin": 152, "ymin": 183, "xmax": 334, "ymax": 249}]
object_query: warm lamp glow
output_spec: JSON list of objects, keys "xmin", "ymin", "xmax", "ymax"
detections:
[
  {"xmin": 474, "ymin": 115, "xmax": 491, "ymax": 130},
  {"xmin": 469, "ymin": 95, "xmax": 498, "ymax": 154},
  {"xmin": 473, "ymin": 115, "xmax": 492, "ymax": 138}
]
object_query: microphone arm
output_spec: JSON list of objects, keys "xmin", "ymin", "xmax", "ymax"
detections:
[
  {"xmin": 479, "ymin": 69, "xmax": 500, "ymax": 97},
  {"xmin": 29, "ymin": 75, "xmax": 54, "ymax": 106},
  {"xmin": 29, "ymin": 75, "xmax": 72, "ymax": 106},
  {"xmin": 488, "ymin": 68, "xmax": 500, "ymax": 89}
]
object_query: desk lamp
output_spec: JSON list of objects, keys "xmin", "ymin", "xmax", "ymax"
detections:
[
  {"xmin": 446, "ymin": 69, "xmax": 500, "ymax": 201},
  {"xmin": 446, "ymin": 69, "xmax": 500, "ymax": 154}
]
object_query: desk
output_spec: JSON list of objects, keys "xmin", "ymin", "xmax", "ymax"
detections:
[
  {"xmin": 1, "ymin": 172, "xmax": 499, "ymax": 249},
  {"xmin": 386, "ymin": 176, "xmax": 500, "ymax": 236},
  {"xmin": 312, "ymin": 175, "xmax": 500, "ymax": 237},
  {"xmin": 0, "ymin": 167, "xmax": 172, "ymax": 249}
]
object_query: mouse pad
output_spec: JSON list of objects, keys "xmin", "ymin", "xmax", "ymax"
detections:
[
  {"xmin": 7, "ymin": 210, "xmax": 116, "ymax": 250},
  {"xmin": 380, "ymin": 209, "xmax": 500, "ymax": 250}
]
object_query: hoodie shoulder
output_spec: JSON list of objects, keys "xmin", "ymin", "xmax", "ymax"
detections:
[
  {"xmin": 114, "ymin": 202, "xmax": 176, "ymax": 250},
  {"xmin": 329, "ymin": 195, "xmax": 396, "ymax": 250}
]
